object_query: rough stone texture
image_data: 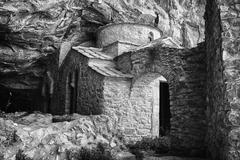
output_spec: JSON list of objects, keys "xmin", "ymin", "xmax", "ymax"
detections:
[
  {"xmin": 78, "ymin": 69, "xmax": 105, "ymax": 115},
  {"xmin": 205, "ymin": 0, "xmax": 227, "ymax": 159},
  {"xmin": 205, "ymin": 0, "xmax": 240, "ymax": 159},
  {"xmin": 103, "ymin": 77, "xmax": 132, "ymax": 135},
  {"xmin": 0, "ymin": 53, "xmax": 58, "ymax": 112},
  {"xmin": 0, "ymin": 0, "xmax": 206, "ymax": 90},
  {"xmin": 52, "ymin": 49, "xmax": 105, "ymax": 115},
  {"xmin": 0, "ymin": 0, "xmax": 207, "ymax": 114},
  {"xmin": 116, "ymin": 41, "xmax": 207, "ymax": 155},
  {"xmin": 0, "ymin": 113, "xmax": 127, "ymax": 160},
  {"xmin": 102, "ymin": 67, "xmax": 168, "ymax": 142},
  {"xmin": 0, "ymin": 47, "xmax": 51, "ymax": 89},
  {"xmin": 128, "ymin": 74, "xmax": 160, "ymax": 139}
]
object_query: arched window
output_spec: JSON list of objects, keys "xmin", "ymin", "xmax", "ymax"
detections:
[
  {"xmin": 65, "ymin": 72, "xmax": 73, "ymax": 114},
  {"xmin": 72, "ymin": 69, "xmax": 79, "ymax": 113},
  {"xmin": 148, "ymin": 32, "xmax": 154, "ymax": 42},
  {"xmin": 65, "ymin": 69, "xmax": 79, "ymax": 114},
  {"xmin": 129, "ymin": 73, "xmax": 171, "ymax": 137}
]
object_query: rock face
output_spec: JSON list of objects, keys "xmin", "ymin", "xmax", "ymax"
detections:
[
  {"xmin": 0, "ymin": 0, "xmax": 206, "ymax": 90},
  {"xmin": 205, "ymin": 0, "xmax": 240, "ymax": 159},
  {"xmin": 205, "ymin": 1, "xmax": 226, "ymax": 159},
  {"xmin": 0, "ymin": 113, "xmax": 127, "ymax": 160}
]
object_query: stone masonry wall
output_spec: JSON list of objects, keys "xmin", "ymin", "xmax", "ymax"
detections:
[
  {"xmin": 103, "ymin": 73, "xmax": 167, "ymax": 142},
  {"xmin": 78, "ymin": 68, "xmax": 105, "ymax": 115},
  {"xmin": 102, "ymin": 77, "xmax": 132, "ymax": 137},
  {"xmin": 126, "ymin": 74, "xmax": 166, "ymax": 141},
  {"xmin": 53, "ymin": 50, "xmax": 105, "ymax": 115},
  {"xmin": 116, "ymin": 43, "xmax": 207, "ymax": 156},
  {"xmin": 205, "ymin": 0, "xmax": 240, "ymax": 159}
]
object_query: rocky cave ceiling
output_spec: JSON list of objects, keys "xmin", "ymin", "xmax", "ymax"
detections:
[{"xmin": 0, "ymin": 0, "xmax": 206, "ymax": 89}]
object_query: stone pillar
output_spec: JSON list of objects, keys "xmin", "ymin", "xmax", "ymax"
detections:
[{"xmin": 151, "ymin": 80, "xmax": 160, "ymax": 137}]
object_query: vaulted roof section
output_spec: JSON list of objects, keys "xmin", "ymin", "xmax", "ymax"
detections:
[
  {"xmin": 72, "ymin": 46, "xmax": 113, "ymax": 60},
  {"xmin": 89, "ymin": 64, "xmax": 133, "ymax": 78},
  {"xmin": 72, "ymin": 46, "xmax": 133, "ymax": 79}
]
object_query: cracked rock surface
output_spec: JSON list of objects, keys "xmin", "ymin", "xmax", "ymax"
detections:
[{"xmin": 0, "ymin": 112, "xmax": 126, "ymax": 160}]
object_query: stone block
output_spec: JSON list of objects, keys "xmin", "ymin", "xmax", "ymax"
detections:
[
  {"xmin": 228, "ymin": 127, "xmax": 240, "ymax": 148},
  {"xmin": 221, "ymin": 10, "xmax": 238, "ymax": 19},
  {"xmin": 231, "ymin": 18, "xmax": 240, "ymax": 30},
  {"xmin": 124, "ymin": 128, "xmax": 136, "ymax": 135},
  {"xmin": 228, "ymin": 109, "xmax": 240, "ymax": 126},
  {"xmin": 137, "ymin": 129, "xmax": 149, "ymax": 136},
  {"xmin": 116, "ymin": 152, "xmax": 136, "ymax": 160}
]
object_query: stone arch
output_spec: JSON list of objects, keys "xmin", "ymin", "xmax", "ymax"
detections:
[
  {"xmin": 150, "ymin": 64, "xmax": 182, "ymax": 96},
  {"xmin": 126, "ymin": 57, "xmax": 186, "ymax": 139},
  {"xmin": 132, "ymin": 63, "xmax": 180, "ymax": 94}
]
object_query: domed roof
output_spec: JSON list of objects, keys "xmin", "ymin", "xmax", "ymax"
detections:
[{"xmin": 97, "ymin": 23, "xmax": 162, "ymax": 48}]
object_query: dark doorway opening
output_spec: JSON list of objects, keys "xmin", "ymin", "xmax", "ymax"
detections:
[{"xmin": 159, "ymin": 82, "xmax": 171, "ymax": 136}]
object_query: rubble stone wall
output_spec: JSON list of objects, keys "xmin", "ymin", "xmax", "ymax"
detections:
[
  {"xmin": 103, "ymin": 78, "xmax": 132, "ymax": 136},
  {"xmin": 103, "ymin": 74, "xmax": 165, "ymax": 142},
  {"xmin": 205, "ymin": 0, "xmax": 240, "ymax": 159},
  {"xmin": 127, "ymin": 74, "xmax": 166, "ymax": 140},
  {"xmin": 78, "ymin": 68, "xmax": 105, "ymax": 115},
  {"xmin": 116, "ymin": 43, "xmax": 207, "ymax": 155}
]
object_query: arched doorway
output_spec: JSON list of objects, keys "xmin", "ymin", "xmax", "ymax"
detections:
[
  {"xmin": 150, "ymin": 75, "xmax": 170, "ymax": 137},
  {"xmin": 159, "ymin": 81, "xmax": 170, "ymax": 136},
  {"xmin": 128, "ymin": 73, "xmax": 171, "ymax": 139},
  {"xmin": 72, "ymin": 69, "xmax": 79, "ymax": 114}
]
